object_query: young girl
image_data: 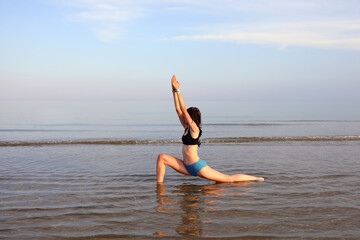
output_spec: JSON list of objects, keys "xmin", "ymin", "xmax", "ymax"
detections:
[{"xmin": 156, "ymin": 75, "xmax": 264, "ymax": 183}]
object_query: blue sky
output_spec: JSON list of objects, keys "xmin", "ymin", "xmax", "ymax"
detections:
[{"xmin": 0, "ymin": 0, "xmax": 359, "ymax": 101}]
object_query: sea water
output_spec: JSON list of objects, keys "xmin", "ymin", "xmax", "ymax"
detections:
[{"xmin": 0, "ymin": 100, "xmax": 359, "ymax": 239}]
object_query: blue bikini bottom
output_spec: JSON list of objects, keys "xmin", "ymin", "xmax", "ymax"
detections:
[{"xmin": 184, "ymin": 158, "xmax": 207, "ymax": 176}]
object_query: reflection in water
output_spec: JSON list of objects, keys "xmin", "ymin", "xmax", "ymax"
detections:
[
  {"xmin": 174, "ymin": 185, "xmax": 203, "ymax": 236},
  {"xmin": 155, "ymin": 181, "xmax": 254, "ymax": 237}
]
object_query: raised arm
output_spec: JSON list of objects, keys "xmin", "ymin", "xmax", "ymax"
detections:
[
  {"xmin": 171, "ymin": 75, "xmax": 199, "ymax": 132},
  {"xmin": 172, "ymin": 75, "xmax": 186, "ymax": 128}
]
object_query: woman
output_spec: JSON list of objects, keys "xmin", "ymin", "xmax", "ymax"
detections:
[{"xmin": 156, "ymin": 75, "xmax": 264, "ymax": 183}]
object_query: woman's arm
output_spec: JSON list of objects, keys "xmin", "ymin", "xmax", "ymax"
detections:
[
  {"xmin": 171, "ymin": 75, "xmax": 199, "ymax": 132},
  {"xmin": 172, "ymin": 75, "xmax": 186, "ymax": 128}
]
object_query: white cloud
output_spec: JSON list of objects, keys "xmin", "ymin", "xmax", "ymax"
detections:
[
  {"xmin": 53, "ymin": 0, "xmax": 147, "ymax": 42},
  {"xmin": 72, "ymin": 0, "xmax": 145, "ymax": 22},
  {"xmin": 173, "ymin": 20, "xmax": 360, "ymax": 50},
  {"xmin": 92, "ymin": 24, "xmax": 122, "ymax": 43},
  {"xmin": 51, "ymin": 0, "xmax": 360, "ymax": 49}
]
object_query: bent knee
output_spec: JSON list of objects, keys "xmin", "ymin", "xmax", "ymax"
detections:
[{"xmin": 157, "ymin": 154, "xmax": 167, "ymax": 163}]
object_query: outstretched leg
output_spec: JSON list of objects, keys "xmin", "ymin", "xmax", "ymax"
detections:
[
  {"xmin": 156, "ymin": 154, "xmax": 190, "ymax": 183},
  {"xmin": 198, "ymin": 165, "xmax": 264, "ymax": 183}
]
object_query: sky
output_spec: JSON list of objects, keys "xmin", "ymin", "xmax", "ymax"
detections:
[{"xmin": 0, "ymin": 0, "xmax": 359, "ymax": 101}]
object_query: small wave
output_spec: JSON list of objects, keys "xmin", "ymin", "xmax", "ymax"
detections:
[
  {"xmin": 0, "ymin": 139, "xmax": 180, "ymax": 147},
  {"xmin": 0, "ymin": 129, "xmax": 94, "ymax": 132},
  {"xmin": 204, "ymin": 120, "xmax": 360, "ymax": 126},
  {"xmin": 203, "ymin": 136, "xmax": 360, "ymax": 143},
  {"xmin": 204, "ymin": 123, "xmax": 288, "ymax": 126},
  {"xmin": 1, "ymin": 135, "xmax": 360, "ymax": 147}
]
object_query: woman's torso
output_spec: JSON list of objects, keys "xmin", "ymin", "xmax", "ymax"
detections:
[{"xmin": 182, "ymin": 127, "xmax": 201, "ymax": 164}]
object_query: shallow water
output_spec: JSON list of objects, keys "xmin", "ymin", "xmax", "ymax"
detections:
[
  {"xmin": 1, "ymin": 142, "xmax": 360, "ymax": 239},
  {"xmin": 1, "ymin": 100, "xmax": 360, "ymax": 239}
]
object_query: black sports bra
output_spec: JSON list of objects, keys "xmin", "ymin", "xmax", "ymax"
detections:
[{"xmin": 182, "ymin": 127, "xmax": 202, "ymax": 146}]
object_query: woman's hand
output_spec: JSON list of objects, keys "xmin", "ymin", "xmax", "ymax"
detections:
[{"xmin": 171, "ymin": 75, "xmax": 180, "ymax": 91}]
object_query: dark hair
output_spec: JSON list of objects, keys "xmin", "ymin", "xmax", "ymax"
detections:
[{"xmin": 187, "ymin": 107, "xmax": 201, "ymax": 128}]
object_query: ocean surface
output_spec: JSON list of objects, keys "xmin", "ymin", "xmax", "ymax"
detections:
[{"xmin": 1, "ymin": 100, "xmax": 360, "ymax": 239}]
